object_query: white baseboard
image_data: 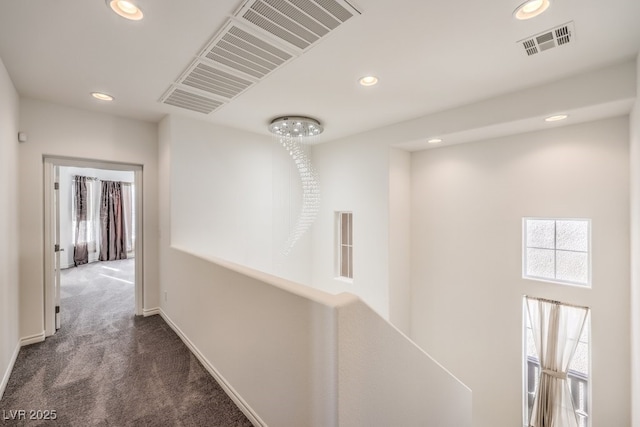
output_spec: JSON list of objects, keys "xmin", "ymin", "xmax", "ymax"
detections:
[
  {"xmin": 159, "ymin": 309, "xmax": 266, "ymax": 427},
  {"xmin": 0, "ymin": 342, "xmax": 20, "ymax": 401},
  {"xmin": 142, "ymin": 307, "xmax": 160, "ymax": 317},
  {"xmin": 20, "ymin": 331, "xmax": 45, "ymax": 346}
]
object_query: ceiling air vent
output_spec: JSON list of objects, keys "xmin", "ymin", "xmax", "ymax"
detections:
[
  {"xmin": 235, "ymin": 0, "xmax": 361, "ymax": 51},
  {"xmin": 200, "ymin": 22, "xmax": 294, "ymax": 79},
  {"xmin": 161, "ymin": 20, "xmax": 295, "ymax": 115},
  {"xmin": 518, "ymin": 21, "xmax": 575, "ymax": 56},
  {"xmin": 181, "ymin": 60, "xmax": 254, "ymax": 99},
  {"xmin": 161, "ymin": 87, "xmax": 225, "ymax": 114}
]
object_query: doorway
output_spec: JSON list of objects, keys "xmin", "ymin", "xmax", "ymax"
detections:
[{"xmin": 44, "ymin": 157, "xmax": 144, "ymax": 337}]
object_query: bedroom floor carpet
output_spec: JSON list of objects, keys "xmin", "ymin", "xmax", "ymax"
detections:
[{"xmin": 0, "ymin": 259, "xmax": 253, "ymax": 426}]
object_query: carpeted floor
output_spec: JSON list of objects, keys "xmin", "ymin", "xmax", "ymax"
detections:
[{"xmin": 0, "ymin": 259, "xmax": 253, "ymax": 426}]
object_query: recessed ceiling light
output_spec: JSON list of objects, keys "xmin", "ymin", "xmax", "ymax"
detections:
[
  {"xmin": 91, "ymin": 92, "xmax": 114, "ymax": 101},
  {"xmin": 107, "ymin": 0, "xmax": 144, "ymax": 21},
  {"xmin": 513, "ymin": 0, "xmax": 550, "ymax": 20},
  {"xmin": 545, "ymin": 114, "xmax": 568, "ymax": 122},
  {"xmin": 428, "ymin": 138, "xmax": 443, "ymax": 144},
  {"xmin": 359, "ymin": 75, "xmax": 378, "ymax": 86}
]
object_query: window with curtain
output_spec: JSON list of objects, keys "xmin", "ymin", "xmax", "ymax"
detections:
[
  {"xmin": 99, "ymin": 180, "xmax": 133, "ymax": 261},
  {"xmin": 523, "ymin": 296, "xmax": 590, "ymax": 427},
  {"xmin": 72, "ymin": 176, "xmax": 134, "ymax": 265},
  {"xmin": 72, "ymin": 176, "xmax": 101, "ymax": 266}
]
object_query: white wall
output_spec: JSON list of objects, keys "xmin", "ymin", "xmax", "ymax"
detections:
[
  {"xmin": 58, "ymin": 167, "xmax": 134, "ymax": 268},
  {"xmin": 302, "ymin": 61, "xmax": 635, "ymax": 328},
  {"xmin": 630, "ymin": 52, "xmax": 640, "ymax": 427},
  {"xmin": 168, "ymin": 113, "xmax": 405, "ymax": 325},
  {"xmin": 160, "ymin": 247, "xmax": 339, "ymax": 427},
  {"xmin": 165, "ymin": 62, "xmax": 635, "ymax": 330},
  {"xmin": 169, "ymin": 115, "xmax": 311, "ymax": 284},
  {"xmin": 160, "ymin": 115, "xmax": 334, "ymax": 426},
  {"xmin": 388, "ymin": 148, "xmax": 411, "ymax": 333},
  {"xmin": 158, "ymin": 247, "xmax": 472, "ymax": 427},
  {"xmin": 0, "ymin": 57, "xmax": 20, "ymax": 399},
  {"xmin": 411, "ymin": 116, "xmax": 631, "ymax": 427},
  {"xmin": 18, "ymin": 98, "xmax": 159, "ymax": 338},
  {"xmin": 158, "ymin": 116, "xmax": 172, "ymax": 325},
  {"xmin": 160, "ymin": 114, "xmax": 471, "ymax": 427},
  {"xmin": 338, "ymin": 299, "xmax": 471, "ymax": 426},
  {"xmin": 310, "ymin": 137, "xmax": 391, "ymax": 319}
]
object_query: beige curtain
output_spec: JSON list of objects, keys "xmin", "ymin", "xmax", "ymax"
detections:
[
  {"xmin": 88, "ymin": 181, "xmax": 102, "ymax": 262},
  {"xmin": 121, "ymin": 183, "xmax": 133, "ymax": 253},
  {"xmin": 526, "ymin": 296, "xmax": 589, "ymax": 427},
  {"xmin": 72, "ymin": 176, "xmax": 101, "ymax": 265}
]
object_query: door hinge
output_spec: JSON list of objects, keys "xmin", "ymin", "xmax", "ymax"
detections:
[
  {"xmin": 55, "ymin": 305, "xmax": 60, "ymax": 330},
  {"xmin": 54, "ymin": 244, "xmax": 60, "ymax": 252},
  {"xmin": 54, "ymin": 182, "xmax": 59, "ymax": 190}
]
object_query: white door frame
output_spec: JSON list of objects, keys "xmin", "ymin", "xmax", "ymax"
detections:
[
  {"xmin": 54, "ymin": 165, "xmax": 61, "ymax": 330},
  {"xmin": 43, "ymin": 156, "xmax": 144, "ymax": 337}
]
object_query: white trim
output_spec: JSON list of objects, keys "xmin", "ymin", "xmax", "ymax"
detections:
[
  {"xmin": 134, "ymin": 168, "xmax": 144, "ymax": 316},
  {"xmin": 20, "ymin": 331, "xmax": 46, "ymax": 346},
  {"xmin": 159, "ymin": 309, "xmax": 266, "ymax": 427},
  {"xmin": 0, "ymin": 342, "xmax": 20, "ymax": 400},
  {"xmin": 142, "ymin": 307, "xmax": 160, "ymax": 317}
]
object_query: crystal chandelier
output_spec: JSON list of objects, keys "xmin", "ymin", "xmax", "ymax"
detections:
[
  {"xmin": 269, "ymin": 116, "xmax": 322, "ymax": 256},
  {"xmin": 268, "ymin": 116, "xmax": 324, "ymax": 139}
]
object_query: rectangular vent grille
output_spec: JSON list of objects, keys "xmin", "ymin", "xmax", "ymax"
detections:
[
  {"xmin": 555, "ymin": 26, "xmax": 571, "ymax": 45},
  {"xmin": 182, "ymin": 62, "xmax": 253, "ymax": 98},
  {"xmin": 523, "ymin": 39, "xmax": 538, "ymax": 56},
  {"xmin": 519, "ymin": 21, "xmax": 575, "ymax": 57},
  {"xmin": 162, "ymin": 88, "xmax": 224, "ymax": 114},
  {"xmin": 161, "ymin": 20, "xmax": 296, "ymax": 114},
  {"xmin": 238, "ymin": 0, "xmax": 360, "ymax": 51},
  {"xmin": 202, "ymin": 24, "xmax": 293, "ymax": 79}
]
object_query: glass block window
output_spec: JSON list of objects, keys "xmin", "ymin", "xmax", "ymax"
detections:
[
  {"xmin": 337, "ymin": 212, "xmax": 353, "ymax": 280},
  {"xmin": 524, "ymin": 301, "xmax": 590, "ymax": 427},
  {"xmin": 523, "ymin": 218, "xmax": 591, "ymax": 287}
]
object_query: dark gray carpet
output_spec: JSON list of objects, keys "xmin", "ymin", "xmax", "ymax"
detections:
[{"xmin": 0, "ymin": 259, "xmax": 253, "ymax": 426}]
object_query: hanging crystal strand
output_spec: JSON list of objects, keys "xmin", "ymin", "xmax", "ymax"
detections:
[{"xmin": 280, "ymin": 134, "xmax": 320, "ymax": 256}]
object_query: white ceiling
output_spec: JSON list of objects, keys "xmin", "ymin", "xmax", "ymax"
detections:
[{"xmin": 0, "ymin": 0, "xmax": 638, "ymax": 145}]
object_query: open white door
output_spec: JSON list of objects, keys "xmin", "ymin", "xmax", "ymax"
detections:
[
  {"xmin": 53, "ymin": 166, "xmax": 61, "ymax": 330},
  {"xmin": 43, "ymin": 159, "xmax": 57, "ymax": 336}
]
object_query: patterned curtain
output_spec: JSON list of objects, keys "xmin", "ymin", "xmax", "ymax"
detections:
[
  {"xmin": 73, "ymin": 176, "xmax": 89, "ymax": 266},
  {"xmin": 99, "ymin": 181, "xmax": 128, "ymax": 261}
]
